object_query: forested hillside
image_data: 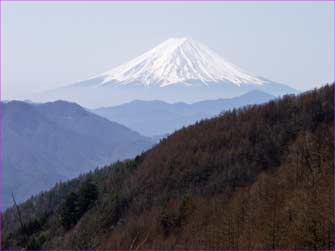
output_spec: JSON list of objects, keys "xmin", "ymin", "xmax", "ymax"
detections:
[{"xmin": 2, "ymin": 84, "xmax": 333, "ymax": 250}]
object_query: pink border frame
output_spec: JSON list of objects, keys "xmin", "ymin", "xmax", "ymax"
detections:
[
  {"xmin": 0, "ymin": 0, "xmax": 333, "ymax": 2},
  {"xmin": 0, "ymin": 0, "xmax": 333, "ymax": 250}
]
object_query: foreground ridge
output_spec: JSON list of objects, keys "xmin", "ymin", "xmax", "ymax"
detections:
[{"xmin": 3, "ymin": 84, "xmax": 333, "ymax": 250}]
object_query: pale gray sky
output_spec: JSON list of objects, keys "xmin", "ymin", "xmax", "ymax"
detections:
[{"xmin": 2, "ymin": 1, "xmax": 334, "ymax": 100}]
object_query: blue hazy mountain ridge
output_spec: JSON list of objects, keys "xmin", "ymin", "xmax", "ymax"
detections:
[
  {"xmin": 2, "ymin": 100, "xmax": 153, "ymax": 209},
  {"xmin": 43, "ymin": 79, "xmax": 295, "ymax": 109},
  {"xmin": 93, "ymin": 90, "xmax": 275, "ymax": 136}
]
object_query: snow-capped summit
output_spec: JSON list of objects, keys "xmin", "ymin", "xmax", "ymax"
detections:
[
  {"xmin": 39, "ymin": 37, "xmax": 297, "ymax": 107},
  {"xmin": 97, "ymin": 37, "xmax": 265, "ymax": 87}
]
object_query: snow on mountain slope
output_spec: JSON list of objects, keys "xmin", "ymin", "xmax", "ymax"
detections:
[
  {"xmin": 97, "ymin": 37, "xmax": 265, "ymax": 87},
  {"xmin": 37, "ymin": 37, "xmax": 297, "ymax": 107}
]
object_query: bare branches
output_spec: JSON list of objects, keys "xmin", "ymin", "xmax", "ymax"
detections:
[{"xmin": 11, "ymin": 192, "xmax": 26, "ymax": 234}]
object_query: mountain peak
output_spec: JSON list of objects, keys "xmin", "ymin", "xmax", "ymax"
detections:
[
  {"xmin": 43, "ymin": 38, "xmax": 296, "ymax": 107},
  {"xmin": 164, "ymin": 36, "xmax": 190, "ymax": 44},
  {"xmin": 159, "ymin": 37, "xmax": 195, "ymax": 48},
  {"xmin": 97, "ymin": 37, "xmax": 265, "ymax": 87}
]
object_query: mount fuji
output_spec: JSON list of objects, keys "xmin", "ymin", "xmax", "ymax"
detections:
[{"xmin": 40, "ymin": 37, "xmax": 297, "ymax": 108}]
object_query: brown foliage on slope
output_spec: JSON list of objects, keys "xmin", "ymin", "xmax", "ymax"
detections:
[
  {"xmin": 101, "ymin": 125, "xmax": 333, "ymax": 250},
  {"xmin": 2, "ymin": 84, "xmax": 333, "ymax": 250}
]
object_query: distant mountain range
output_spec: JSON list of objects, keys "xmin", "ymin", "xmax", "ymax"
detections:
[
  {"xmin": 3, "ymin": 85, "xmax": 332, "ymax": 250},
  {"xmin": 2, "ymin": 100, "xmax": 153, "ymax": 209},
  {"xmin": 93, "ymin": 90, "xmax": 275, "ymax": 136},
  {"xmin": 35, "ymin": 37, "xmax": 297, "ymax": 107},
  {"xmin": 4, "ymin": 37, "xmax": 298, "ymax": 209}
]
